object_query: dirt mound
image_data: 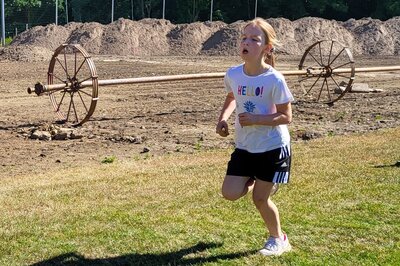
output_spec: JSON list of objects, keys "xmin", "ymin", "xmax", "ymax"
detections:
[
  {"xmin": 201, "ymin": 20, "xmax": 246, "ymax": 55},
  {"xmin": 295, "ymin": 17, "xmax": 356, "ymax": 50},
  {"xmin": 11, "ymin": 24, "xmax": 74, "ymax": 51},
  {"xmin": 98, "ymin": 18, "xmax": 174, "ymax": 56},
  {"xmin": 267, "ymin": 18, "xmax": 300, "ymax": 55},
  {"xmin": 168, "ymin": 21, "xmax": 226, "ymax": 55},
  {"xmin": 384, "ymin": 17, "xmax": 400, "ymax": 55},
  {"xmin": 341, "ymin": 18, "xmax": 392, "ymax": 55},
  {"xmin": 66, "ymin": 22, "xmax": 105, "ymax": 54},
  {"xmin": 341, "ymin": 16, "xmax": 400, "ymax": 55},
  {"xmin": 7, "ymin": 16, "xmax": 400, "ymax": 61},
  {"xmin": 0, "ymin": 45, "xmax": 53, "ymax": 62}
]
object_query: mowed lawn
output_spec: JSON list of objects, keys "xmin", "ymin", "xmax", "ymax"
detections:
[{"xmin": 1, "ymin": 128, "xmax": 399, "ymax": 265}]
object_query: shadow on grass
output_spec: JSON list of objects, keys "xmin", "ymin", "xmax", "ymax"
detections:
[
  {"xmin": 30, "ymin": 242, "xmax": 256, "ymax": 266},
  {"xmin": 374, "ymin": 161, "xmax": 400, "ymax": 168}
]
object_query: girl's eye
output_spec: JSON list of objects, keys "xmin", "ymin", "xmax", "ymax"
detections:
[{"xmin": 241, "ymin": 37, "xmax": 259, "ymax": 42}]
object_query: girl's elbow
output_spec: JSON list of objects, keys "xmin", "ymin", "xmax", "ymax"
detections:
[
  {"xmin": 273, "ymin": 112, "xmax": 292, "ymax": 125},
  {"xmin": 287, "ymin": 115, "xmax": 293, "ymax": 124},
  {"xmin": 285, "ymin": 114, "xmax": 293, "ymax": 124}
]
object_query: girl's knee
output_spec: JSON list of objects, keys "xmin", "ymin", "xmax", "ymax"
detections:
[
  {"xmin": 221, "ymin": 188, "xmax": 242, "ymax": 201},
  {"xmin": 252, "ymin": 195, "xmax": 269, "ymax": 209}
]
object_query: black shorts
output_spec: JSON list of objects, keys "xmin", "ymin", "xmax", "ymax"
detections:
[{"xmin": 226, "ymin": 146, "xmax": 291, "ymax": 183}]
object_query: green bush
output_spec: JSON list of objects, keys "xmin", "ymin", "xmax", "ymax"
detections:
[
  {"xmin": 1, "ymin": 36, "xmax": 13, "ymax": 46},
  {"xmin": 101, "ymin": 155, "xmax": 116, "ymax": 164},
  {"xmin": 5, "ymin": 37, "xmax": 13, "ymax": 45}
]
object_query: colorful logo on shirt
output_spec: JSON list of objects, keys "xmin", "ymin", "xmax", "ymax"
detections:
[
  {"xmin": 237, "ymin": 85, "xmax": 264, "ymax": 97},
  {"xmin": 244, "ymin": 101, "xmax": 256, "ymax": 112}
]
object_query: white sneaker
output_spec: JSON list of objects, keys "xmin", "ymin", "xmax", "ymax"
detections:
[{"xmin": 259, "ymin": 233, "xmax": 291, "ymax": 256}]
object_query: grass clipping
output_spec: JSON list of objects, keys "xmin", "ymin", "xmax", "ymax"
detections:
[{"xmin": 1, "ymin": 128, "xmax": 399, "ymax": 265}]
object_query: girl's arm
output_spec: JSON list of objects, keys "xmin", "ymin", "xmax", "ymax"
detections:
[
  {"xmin": 216, "ymin": 92, "xmax": 236, "ymax": 137},
  {"xmin": 238, "ymin": 102, "xmax": 292, "ymax": 127}
]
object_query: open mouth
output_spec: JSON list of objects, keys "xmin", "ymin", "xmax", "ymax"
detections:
[{"xmin": 242, "ymin": 49, "xmax": 248, "ymax": 54}]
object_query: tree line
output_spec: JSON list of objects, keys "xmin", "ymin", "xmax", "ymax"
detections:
[{"xmin": 4, "ymin": 0, "xmax": 400, "ymax": 35}]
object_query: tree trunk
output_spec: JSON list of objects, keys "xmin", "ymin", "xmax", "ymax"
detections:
[
  {"xmin": 145, "ymin": 0, "xmax": 152, "ymax": 17},
  {"xmin": 188, "ymin": 0, "xmax": 199, "ymax": 22},
  {"xmin": 247, "ymin": 0, "xmax": 251, "ymax": 19},
  {"xmin": 140, "ymin": 0, "xmax": 145, "ymax": 18}
]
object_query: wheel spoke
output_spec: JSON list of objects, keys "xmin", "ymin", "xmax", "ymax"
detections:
[
  {"xmin": 329, "ymin": 76, "xmax": 344, "ymax": 101},
  {"xmin": 332, "ymin": 72, "xmax": 352, "ymax": 79},
  {"xmin": 56, "ymin": 91, "xmax": 67, "ymax": 112},
  {"xmin": 330, "ymin": 75, "xmax": 341, "ymax": 89},
  {"xmin": 316, "ymin": 78, "xmax": 327, "ymax": 101},
  {"xmin": 56, "ymin": 57, "xmax": 68, "ymax": 78},
  {"xmin": 298, "ymin": 75, "xmax": 318, "ymax": 83},
  {"xmin": 328, "ymin": 41, "xmax": 334, "ymax": 65},
  {"xmin": 77, "ymin": 88, "xmax": 92, "ymax": 98},
  {"xmin": 74, "ymin": 51, "xmax": 77, "ymax": 76},
  {"xmin": 63, "ymin": 49, "xmax": 69, "ymax": 78},
  {"xmin": 71, "ymin": 93, "xmax": 79, "ymax": 122},
  {"xmin": 74, "ymin": 58, "xmax": 87, "ymax": 79},
  {"xmin": 77, "ymin": 76, "xmax": 93, "ymax": 85},
  {"xmin": 306, "ymin": 75, "xmax": 322, "ymax": 95},
  {"xmin": 308, "ymin": 52, "xmax": 323, "ymax": 67},
  {"xmin": 332, "ymin": 61, "xmax": 353, "ymax": 70},
  {"xmin": 52, "ymin": 74, "xmax": 67, "ymax": 84},
  {"xmin": 318, "ymin": 42, "xmax": 323, "ymax": 66},
  {"xmin": 77, "ymin": 91, "xmax": 89, "ymax": 112},
  {"xmin": 325, "ymin": 78, "xmax": 332, "ymax": 102},
  {"xmin": 66, "ymin": 94, "xmax": 73, "ymax": 122},
  {"xmin": 329, "ymin": 48, "xmax": 345, "ymax": 66}
]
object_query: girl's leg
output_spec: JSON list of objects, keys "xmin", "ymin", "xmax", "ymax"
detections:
[
  {"xmin": 252, "ymin": 180, "xmax": 282, "ymax": 237},
  {"xmin": 221, "ymin": 175, "xmax": 254, "ymax": 201}
]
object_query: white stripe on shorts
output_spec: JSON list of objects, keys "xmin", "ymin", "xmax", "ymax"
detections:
[
  {"xmin": 279, "ymin": 145, "xmax": 290, "ymax": 159},
  {"xmin": 272, "ymin": 172, "xmax": 289, "ymax": 184},
  {"xmin": 274, "ymin": 145, "xmax": 290, "ymax": 184}
]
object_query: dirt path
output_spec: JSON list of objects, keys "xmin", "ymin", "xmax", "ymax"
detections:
[{"xmin": 1, "ymin": 55, "xmax": 399, "ymax": 178}]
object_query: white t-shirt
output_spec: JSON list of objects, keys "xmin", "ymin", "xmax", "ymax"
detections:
[{"xmin": 224, "ymin": 64, "xmax": 294, "ymax": 153}]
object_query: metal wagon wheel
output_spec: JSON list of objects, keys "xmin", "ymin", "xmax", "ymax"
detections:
[
  {"xmin": 298, "ymin": 40, "xmax": 355, "ymax": 104},
  {"xmin": 48, "ymin": 44, "xmax": 99, "ymax": 126}
]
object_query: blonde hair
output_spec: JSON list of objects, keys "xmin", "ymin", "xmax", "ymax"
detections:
[{"xmin": 244, "ymin": 18, "xmax": 279, "ymax": 67}]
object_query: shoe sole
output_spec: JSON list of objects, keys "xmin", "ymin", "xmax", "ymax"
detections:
[{"xmin": 259, "ymin": 243, "xmax": 292, "ymax": 256}]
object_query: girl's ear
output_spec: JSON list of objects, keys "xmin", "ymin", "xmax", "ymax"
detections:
[{"xmin": 264, "ymin": 43, "xmax": 273, "ymax": 54}]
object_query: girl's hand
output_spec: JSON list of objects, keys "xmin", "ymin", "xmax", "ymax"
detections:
[
  {"xmin": 238, "ymin": 112, "xmax": 257, "ymax": 126},
  {"xmin": 216, "ymin": 120, "xmax": 229, "ymax": 137}
]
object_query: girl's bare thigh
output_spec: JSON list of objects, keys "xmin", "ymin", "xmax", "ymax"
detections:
[{"xmin": 221, "ymin": 175, "xmax": 254, "ymax": 200}]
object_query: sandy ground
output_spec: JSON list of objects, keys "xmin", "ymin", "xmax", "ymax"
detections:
[{"xmin": 0, "ymin": 55, "xmax": 399, "ymax": 178}]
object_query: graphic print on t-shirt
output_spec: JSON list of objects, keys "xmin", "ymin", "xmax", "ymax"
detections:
[
  {"xmin": 237, "ymin": 85, "xmax": 264, "ymax": 97},
  {"xmin": 238, "ymin": 85, "xmax": 264, "ymax": 97},
  {"xmin": 244, "ymin": 101, "xmax": 256, "ymax": 112},
  {"xmin": 238, "ymin": 84, "xmax": 263, "ymax": 113}
]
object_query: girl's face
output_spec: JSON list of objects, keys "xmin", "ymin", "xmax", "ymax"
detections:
[{"xmin": 240, "ymin": 24, "xmax": 270, "ymax": 62}]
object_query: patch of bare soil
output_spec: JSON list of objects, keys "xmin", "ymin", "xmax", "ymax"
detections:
[{"xmin": 0, "ymin": 55, "xmax": 399, "ymax": 179}]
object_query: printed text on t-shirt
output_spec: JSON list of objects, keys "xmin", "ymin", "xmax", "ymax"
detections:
[{"xmin": 237, "ymin": 85, "xmax": 264, "ymax": 97}]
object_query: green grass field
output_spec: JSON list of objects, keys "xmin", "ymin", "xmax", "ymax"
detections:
[{"xmin": 1, "ymin": 128, "xmax": 399, "ymax": 265}]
